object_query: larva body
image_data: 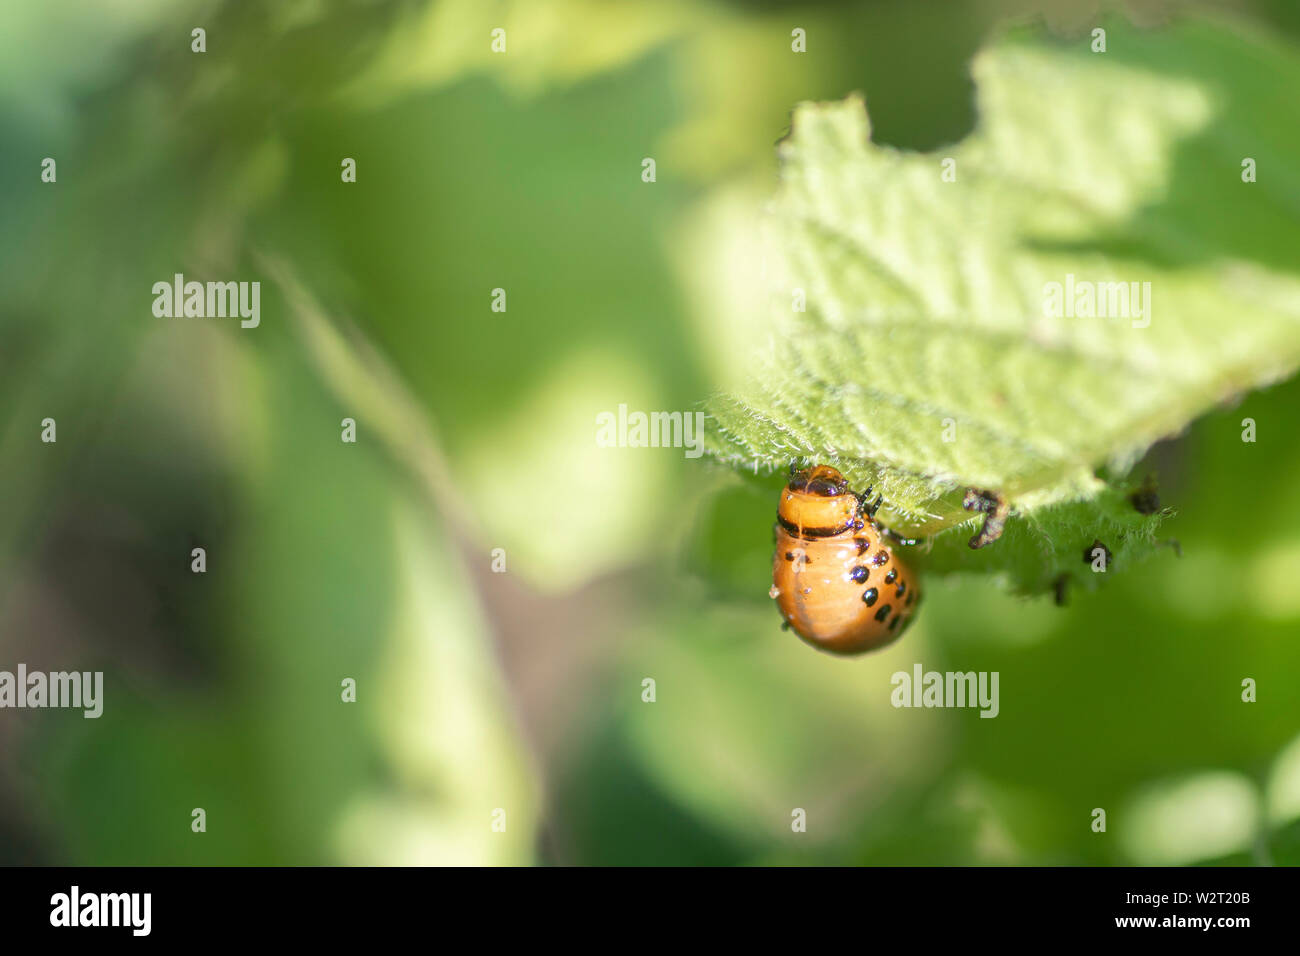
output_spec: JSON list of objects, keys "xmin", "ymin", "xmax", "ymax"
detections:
[{"xmin": 771, "ymin": 465, "xmax": 921, "ymax": 655}]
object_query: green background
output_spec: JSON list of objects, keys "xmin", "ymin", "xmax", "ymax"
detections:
[{"xmin": 1, "ymin": 0, "xmax": 1298, "ymax": 865}]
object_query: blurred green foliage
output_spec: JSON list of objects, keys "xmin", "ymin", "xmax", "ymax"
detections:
[{"xmin": 1, "ymin": 0, "xmax": 1299, "ymax": 866}]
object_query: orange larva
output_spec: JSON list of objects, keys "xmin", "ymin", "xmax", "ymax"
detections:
[{"xmin": 770, "ymin": 465, "xmax": 921, "ymax": 655}]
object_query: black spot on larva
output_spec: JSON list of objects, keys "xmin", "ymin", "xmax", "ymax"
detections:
[
  {"xmin": 905, "ymin": 589, "xmax": 915, "ymax": 606},
  {"xmin": 855, "ymin": 538, "xmax": 871, "ymax": 555},
  {"xmin": 853, "ymin": 520, "xmax": 864, "ymax": 531},
  {"xmin": 806, "ymin": 478, "xmax": 843, "ymax": 496},
  {"xmin": 792, "ymin": 471, "xmax": 847, "ymax": 496},
  {"xmin": 889, "ymin": 615, "xmax": 901, "ymax": 631},
  {"xmin": 780, "ymin": 621, "xmax": 791, "ymax": 631},
  {"xmin": 871, "ymin": 550, "xmax": 889, "ymax": 567},
  {"xmin": 784, "ymin": 552, "xmax": 794, "ymax": 561},
  {"xmin": 885, "ymin": 568, "xmax": 897, "ymax": 584},
  {"xmin": 895, "ymin": 580, "xmax": 906, "ymax": 598},
  {"xmin": 861, "ymin": 587, "xmax": 879, "ymax": 607},
  {"xmin": 874, "ymin": 603, "xmax": 892, "ymax": 622},
  {"xmin": 850, "ymin": 565, "xmax": 869, "ymax": 584}
]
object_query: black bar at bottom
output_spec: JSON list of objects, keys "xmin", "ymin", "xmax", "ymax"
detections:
[{"xmin": 0, "ymin": 865, "xmax": 1277, "ymax": 941}]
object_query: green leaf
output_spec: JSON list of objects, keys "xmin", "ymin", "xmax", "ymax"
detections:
[{"xmin": 703, "ymin": 19, "xmax": 1300, "ymax": 585}]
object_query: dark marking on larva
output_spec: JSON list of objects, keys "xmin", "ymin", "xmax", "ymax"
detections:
[
  {"xmin": 780, "ymin": 621, "xmax": 791, "ymax": 631},
  {"xmin": 790, "ymin": 469, "xmax": 848, "ymax": 497},
  {"xmin": 905, "ymin": 589, "xmax": 915, "ymax": 606},
  {"xmin": 874, "ymin": 603, "xmax": 892, "ymax": 623},
  {"xmin": 889, "ymin": 615, "xmax": 901, "ymax": 631},
  {"xmin": 862, "ymin": 587, "xmax": 879, "ymax": 607},
  {"xmin": 895, "ymin": 580, "xmax": 906, "ymax": 598},
  {"xmin": 855, "ymin": 538, "xmax": 871, "ymax": 555},
  {"xmin": 871, "ymin": 550, "xmax": 889, "ymax": 567},
  {"xmin": 849, "ymin": 565, "xmax": 869, "ymax": 584},
  {"xmin": 784, "ymin": 552, "xmax": 794, "ymax": 561},
  {"xmin": 778, "ymin": 515, "xmax": 853, "ymax": 538},
  {"xmin": 885, "ymin": 568, "xmax": 898, "ymax": 584},
  {"xmin": 805, "ymin": 478, "xmax": 843, "ymax": 496}
]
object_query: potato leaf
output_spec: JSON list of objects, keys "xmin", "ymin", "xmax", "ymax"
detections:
[{"xmin": 704, "ymin": 19, "xmax": 1300, "ymax": 586}]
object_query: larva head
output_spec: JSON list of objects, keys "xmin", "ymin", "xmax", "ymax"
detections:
[{"xmin": 778, "ymin": 465, "xmax": 860, "ymax": 537}]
